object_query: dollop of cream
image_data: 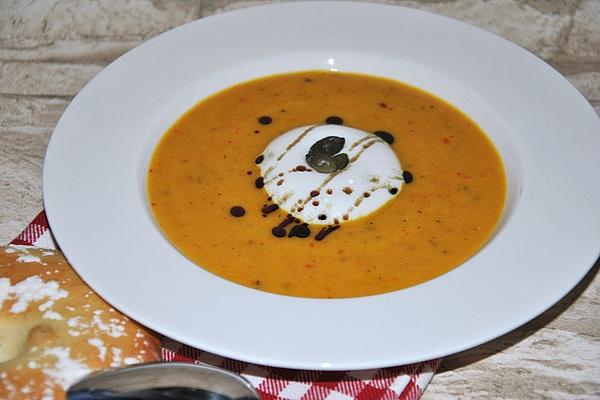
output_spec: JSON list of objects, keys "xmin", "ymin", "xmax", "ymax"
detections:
[{"xmin": 258, "ymin": 124, "xmax": 404, "ymax": 224}]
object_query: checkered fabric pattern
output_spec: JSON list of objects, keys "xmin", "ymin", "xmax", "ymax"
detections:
[{"xmin": 10, "ymin": 210, "xmax": 441, "ymax": 400}]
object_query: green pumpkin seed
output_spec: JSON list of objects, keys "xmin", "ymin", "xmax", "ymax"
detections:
[
  {"xmin": 306, "ymin": 151, "xmax": 338, "ymax": 173},
  {"xmin": 310, "ymin": 136, "xmax": 345, "ymax": 156},
  {"xmin": 306, "ymin": 136, "xmax": 350, "ymax": 173},
  {"xmin": 333, "ymin": 153, "xmax": 349, "ymax": 170}
]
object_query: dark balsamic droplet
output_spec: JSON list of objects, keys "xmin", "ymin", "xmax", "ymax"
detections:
[
  {"xmin": 374, "ymin": 131, "xmax": 395, "ymax": 144},
  {"xmin": 258, "ymin": 116, "xmax": 272, "ymax": 125},
  {"xmin": 262, "ymin": 204, "xmax": 279, "ymax": 214},
  {"xmin": 325, "ymin": 116, "xmax": 344, "ymax": 125},
  {"xmin": 255, "ymin": 155, "xmax": 264, "ymax": 164},
  {"xmin": 318, "ymin": 214, "xmax": 327, "ymax": 220},
  {"xmin": 271, "ymin": 215, "xmax": 294, "ymax": 238},
  {"xmin": 288, "ymin": 223, "xmax": 311, "ymax": 238},
  {"xmin": 389, "ymin": 187, "xmax": 399, "ymax": 195},
  {"xmin": 315, "ymin": 225, "xmax": 341, "ymax": 241},
  {"xmin": 296, "ymin": 165, "xmax": 307, "ymax": 172},
  {"xmin": 255, "ymin": 177, "xmax": 264, "ymax": 188},
  {"xmin": 403, "ymin": 171, "xmax": 414, "ymax": 183},
  {"xmin": 272, "ymin": 227, "xmax": 286, "ymax": 238},
  {"xmin": 279, "ymin": 214, "xmax": 295, "ymax": 228},
  {"xmin": 230, "ymin": 206, "xmax": 246, "ymax": 217},
  {"xmin": 310, "ymin": 190, "xmax": 320, "ymax": 197}
]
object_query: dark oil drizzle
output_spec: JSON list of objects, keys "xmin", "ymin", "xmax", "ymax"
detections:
[
  {"xmin": 255, "ymin": 155, "xmax": 264, "ymax": 164},
  {"xmin": 262, "ymin": 204, "xmax": 279, "ymax": 214},
  {"xmin": 229, "ymin": 206, "xmax": 245, "ymax": 217},
  {"xmin": 403, "ymin": 171, "xmax": 414, "ymax": 183},
  {"xmin": 271, "ymin": 214, "xmax": 295, "ymax": 238},
  {"xmin": 272, "ymin": 227, "xmax": 286, "ymax": 237},
  {"xmin": 279, "ymin": 214, "xmax": 295, "ymax": 227},
  {"xmin": 373, "ymin": 130, "xmax": 395, "ymax": 144},
  {"xmin": 258, "ymin": 116, "xmax": 272, "ymax": 125},
  {"xmin": 325, "ymin": 116, "xmax": 344, "ymax": 125},
  {"xmin": 315, "ymin": 225, "xmax": 341, "ymax": 241},
  {"xmin": 254, "ymin": 177, "xmax": 264, "ymax": 188},
  {"xmin": 288, "ymin": 223, "xmax": 311, "ymax": 238}
]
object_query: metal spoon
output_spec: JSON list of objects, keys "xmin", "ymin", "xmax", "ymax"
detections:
[{"xmin": 67, "ymin": 362, "xmax": 260, "ymax": 400}]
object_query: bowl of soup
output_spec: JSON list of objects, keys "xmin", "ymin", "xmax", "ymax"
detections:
[
  {"xmin": 147, "ymin": 70, "xmax": 507, "ymax": 298},
  {"xmin": 43, "ymin": 2, "xmax": 600, "ymax": 369}
]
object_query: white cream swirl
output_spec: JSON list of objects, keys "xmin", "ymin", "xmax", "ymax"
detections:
[{"xmin": 258, "ymin": 124, "xmax": 404, "ymax": 225}]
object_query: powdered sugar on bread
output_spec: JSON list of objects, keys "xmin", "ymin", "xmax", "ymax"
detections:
[{"xmin": 0, "ymin": 246, "xmax": 161, "ymax": 400}]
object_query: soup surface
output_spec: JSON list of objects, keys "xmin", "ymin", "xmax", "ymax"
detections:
[{"xmin": 148, "ymin": 71, "xmax": 506, "ymax": 298}]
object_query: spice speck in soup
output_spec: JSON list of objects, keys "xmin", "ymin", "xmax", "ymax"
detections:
[{"xmin": 148, "ymin": 70, "xmax": 506, "ymax": 298}]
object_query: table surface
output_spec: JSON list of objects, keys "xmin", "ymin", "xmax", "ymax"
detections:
[{"xmin": 1, "ymin": 0, "xmax": 599, "ymax": 398}]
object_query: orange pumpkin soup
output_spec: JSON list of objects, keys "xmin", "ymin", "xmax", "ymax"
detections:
[{"xmin": 147, "ymin": 71, "xmax": 506, "ymax": 298}]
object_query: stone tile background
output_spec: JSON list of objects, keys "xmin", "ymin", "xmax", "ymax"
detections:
[{"xmin": 1, "ymin": 1, "xmax": 598, "ymax": 398}]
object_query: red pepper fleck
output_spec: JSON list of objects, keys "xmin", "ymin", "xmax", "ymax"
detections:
[{"xmin": 443, "ymin": 137, "xmax": 450, "ymax": 144}]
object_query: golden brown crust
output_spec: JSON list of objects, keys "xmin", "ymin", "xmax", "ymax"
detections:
[{"xmin": 0, "ymin": 246, "xmax": 161, "ymax": 400}]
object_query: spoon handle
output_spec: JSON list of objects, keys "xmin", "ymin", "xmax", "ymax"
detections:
[{"xmin": 68, "ymin": 387, "xmax": 256, "ymax": 400}]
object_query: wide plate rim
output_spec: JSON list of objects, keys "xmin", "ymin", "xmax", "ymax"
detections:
[{"xmin": 43, "ymin": 1, "xmax": 600, "ymax": 370}]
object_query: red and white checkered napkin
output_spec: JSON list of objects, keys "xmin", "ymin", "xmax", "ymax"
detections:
[{"xmin": 11, "ymin": 211, "xmax": 441, "ymax": 400}]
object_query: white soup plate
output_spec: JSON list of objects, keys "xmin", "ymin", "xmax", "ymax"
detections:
[{"xmin": 43, "ymin": 2, "xmax": 600, "ymax": 370}]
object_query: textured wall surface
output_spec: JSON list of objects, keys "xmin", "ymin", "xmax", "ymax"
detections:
[{"xmin": 1, "ymin": 1, "xmax": 598, "ymax": 398}]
